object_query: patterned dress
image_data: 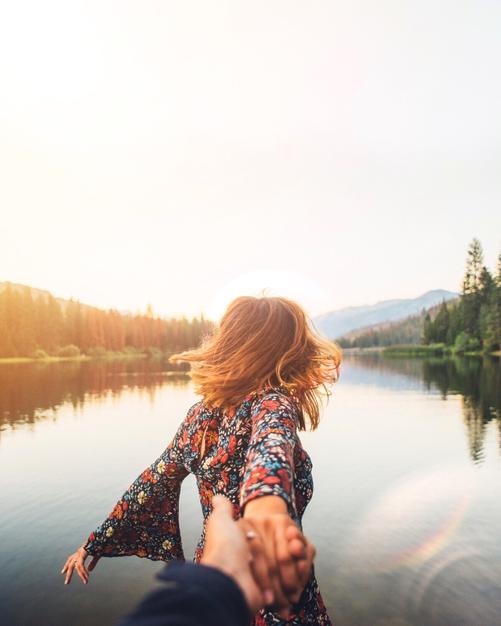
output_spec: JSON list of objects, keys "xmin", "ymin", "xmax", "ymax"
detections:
[{"xmin": 84, "ymin": 388, "xmax": 332, "ymax": 625}]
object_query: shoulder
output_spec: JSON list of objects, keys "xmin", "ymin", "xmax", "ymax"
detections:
[
  {"xmin": 250, "ymin": 389, "xmax": 300, "ymax": 429},
  {"xmin": 181, "ymin": 400, "xmax": 207, "ymax": 431},
  {"xmin": 186, "ymin": 400, "xmax": 204, "ymax": 420},
  {"xmin": 252, "ymin": 388, "xmax": 298, "ymax": 411}
]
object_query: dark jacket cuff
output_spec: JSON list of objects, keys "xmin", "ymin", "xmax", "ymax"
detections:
[{"xmin": 119, "ymin": 561, "xmax": 251, "ymax": 626}]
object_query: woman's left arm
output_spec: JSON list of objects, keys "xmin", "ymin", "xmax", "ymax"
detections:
[{"xmin": 62, "ymin": 402, "xmax": 201, "ymax": 584}]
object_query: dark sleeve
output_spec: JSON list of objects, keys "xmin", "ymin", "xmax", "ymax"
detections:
[
  {"xmin": 118, "ymin": 562, "xmax": 251, "ymax": 626},
  {"xmin": 239, "ymin": 393, "xmax": 299, "ymax": 521},
  {"xmin": 84, "ymin": 403, "xmax": 201, "ymax": 561}
]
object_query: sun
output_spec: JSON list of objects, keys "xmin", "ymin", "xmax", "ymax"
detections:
[{"xmin": 205, "ymin": 269, "xmax": 332, "ymax": 322}]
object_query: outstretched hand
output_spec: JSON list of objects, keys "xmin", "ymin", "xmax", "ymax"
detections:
[{"xmin": 61, "ymin": 546, "xmax": 100, "ymax": 585}]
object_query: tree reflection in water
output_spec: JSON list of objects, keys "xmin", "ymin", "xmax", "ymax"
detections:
[
  {"xmin": 1, "ymin": 354, "xmax": 499, "ymax": 463},
  {"xmin": 345, "ymin": 353, "xmax": 501, "ymax": 464},
  {"xmin": 0, "ymin": 359, "xmax": 189, "ymax": 434}
]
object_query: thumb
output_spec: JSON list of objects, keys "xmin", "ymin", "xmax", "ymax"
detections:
[{"xmin": 211, "ymin": 495, "xmax": 233, "ymax": 518}]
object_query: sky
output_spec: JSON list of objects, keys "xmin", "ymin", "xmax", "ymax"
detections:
[{"xmin": 1, "ymin": 1, "xmax": 500, "ymax": 320}]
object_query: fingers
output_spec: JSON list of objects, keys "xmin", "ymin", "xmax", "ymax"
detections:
[
  {"xmin": 75, "ymin": 559, "xmax": 89, "ymax": 584},
  {"xmin": 238, "ymin": 520, "xmax": 274, "ymax": 606},
  {"xmin": 211, "ymin": 494, "xmax": 233, "ymax": 516},
  {"xmin": 274, "ymin": 524, "xmax": 300, "ymax": 597},
  {"xmin": 61, "ymin": 556, "xmax": 72, "ymax": 575},
  {"xmin": 61, "ymin": 550, "xmax": 91, "ymax": 585},
  {"xmin": 260, "ymin": 523, "xmax": 292, "ymax": 612},
  {"xmin": 245, "ymin": 517, "xmax": 291, "ymax": 611},
  {"xmin": 64, "ymin": 561, "xmax": 75, "ymax": 585},
  {"xmin": 292, "ymin": 538, "xmax": 315, "ymax": 595},
  {"xmin": 284, "ymin": 525, "xmax": 307, "ymax": 559}
]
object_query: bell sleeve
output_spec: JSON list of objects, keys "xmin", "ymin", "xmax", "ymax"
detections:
[
  {"xmin": 84, "ymin": 402, "xmax": 201, "ymax": 562},
  {"xmin": 239, "ymin": 393, "xmax": 299, "ymax": 522}
]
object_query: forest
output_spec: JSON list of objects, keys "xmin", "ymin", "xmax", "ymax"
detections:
[
  {"xmin": 0, "ymin": 284, "xmax": 214, "ymax": 358},
  {"xmin": 339, "ymin": 239, "xmax": 501, "ymax": 353},
  {"xmin": 422, "ymin": 239, "xmax": 501, "ymax": 352}
]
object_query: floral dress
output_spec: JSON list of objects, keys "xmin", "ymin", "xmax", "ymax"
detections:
[{"xmin": 84, "ymin": 389, "xmax": 332, "ymax": 625}]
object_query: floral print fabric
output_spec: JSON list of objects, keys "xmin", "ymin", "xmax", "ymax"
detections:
[{"xmin": 84, "ymin": 390, "xmax": 332, "ymax": 625}]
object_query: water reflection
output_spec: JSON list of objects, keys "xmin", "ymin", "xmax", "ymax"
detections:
[
  {"xmin": 2, "ymin": 355, "xmax": 500, "ymax": 463},
  {"xmin": 347, "ymin": 354, "xmax": 501, "ymax": 464},
  {"xmin": 0, "ymin": 359, "xmax": 189, "ymax": 434},
  {"xmin": 1, "ymin": 355, "xmax": 500, "ymax": 626}
]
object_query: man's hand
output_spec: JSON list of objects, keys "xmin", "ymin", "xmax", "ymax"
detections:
[{"xmin": 201, "ymin": 495, "xmax": 269, "ymax": 613}]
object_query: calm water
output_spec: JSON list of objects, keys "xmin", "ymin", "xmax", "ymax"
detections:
[{"xmin": 1, "ymin": 355, "xmax": 500, "ymax": 626}]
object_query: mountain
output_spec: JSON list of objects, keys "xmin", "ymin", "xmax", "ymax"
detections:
[
  {"xmin": 0, "ymin": 281, "xmax": 84, "ymax": 312},
  {"xmin": 313, "ymin": 289, "xmax": 458, "ymax": 340}
]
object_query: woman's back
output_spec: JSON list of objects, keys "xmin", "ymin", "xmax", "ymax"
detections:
[
  {"xmin": 180, "ymin": 389, "xmax": 330, "ymax": 625},
  {"xmin": 185, "ymin": 389, "xmax": 313, "ymax": 557}
]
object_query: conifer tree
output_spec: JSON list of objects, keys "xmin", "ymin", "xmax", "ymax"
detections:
[
  {"xmin": 423, "ymin": 312, "xmax": 433, "ymax": 344},
  {"xmin": 483, "ymin": 252, "xmax": 501, "ymax": 351},
  {"xmin": 433, "ymin": 301, "xmax": 450, "ymax": 343},
  {"xmin": 462, "ymin": 238, "xmax": 484, "ymax": 340}
]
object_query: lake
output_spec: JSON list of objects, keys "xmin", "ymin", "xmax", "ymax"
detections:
[{"xmin": 1, "ymin": 355, "xmax": 500, "ymax": 626}]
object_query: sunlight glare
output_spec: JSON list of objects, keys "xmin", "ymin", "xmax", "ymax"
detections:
[{"xmin": 206, "ymin": 269, "xmax": 332, "ymax": 322}]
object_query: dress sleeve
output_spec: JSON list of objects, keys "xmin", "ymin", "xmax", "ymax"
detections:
[
  {"xmin": 239, "ymin": 393, "xmax": 299, "ymax": 521},
  {"xmin": 84, "ymin": 402, "xmax": 201, "ymax": 562}
]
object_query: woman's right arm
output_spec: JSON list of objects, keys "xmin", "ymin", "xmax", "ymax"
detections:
[
  {"xmin": 239, "ymin": 393, "xmax": 314, "ymax": 613},
  {"xmin": 62, "ymin": 402, "xmax": 202, "ymax": 584}
]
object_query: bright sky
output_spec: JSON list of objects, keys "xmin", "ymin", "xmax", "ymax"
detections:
[{"xmin": 1, "ymin": 1, "xmax": 500, "ymax": 319}]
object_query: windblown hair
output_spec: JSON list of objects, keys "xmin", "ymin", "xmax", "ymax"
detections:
[{"xmin": 171, "ymin": 296, "xmax": 341, "ymax": 430}]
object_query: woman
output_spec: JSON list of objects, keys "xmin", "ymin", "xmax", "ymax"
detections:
[{"xmin": 62, "ymin": 296, "xmax": 341, "ymax": 625}]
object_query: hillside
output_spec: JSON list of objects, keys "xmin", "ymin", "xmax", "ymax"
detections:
[
  {"xmin": 0, "ymin": 281, "xmax": 85, "ymax": 312},
  {"xmin": 0, "ymin": 281, "xmax": 212, "ymax": 358},
  {"xmin": 314, "ymin": 289, "xmax": 458, "ymax": 340},
  {"xmin": 335, "ymin": 298, "xmax": 460, "ymax": 348}
]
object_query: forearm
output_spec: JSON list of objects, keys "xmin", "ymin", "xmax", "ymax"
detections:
[{"xmin": 243, "ymin": 494, "xmax": 288, "ymax": 517}]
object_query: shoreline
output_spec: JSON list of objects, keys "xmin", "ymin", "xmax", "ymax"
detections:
[
  {"xmin": 2, "ymin": 347, "xmax": 500, "ymax": 364},
  {"xmin": 342, "ymin": 345, "xmax": 500, "ymax": 358},
  {"xmin": 0, "ymin": 353, "xmax": 151, "ymax": 364}
]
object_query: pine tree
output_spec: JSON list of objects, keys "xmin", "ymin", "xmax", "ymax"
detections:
[
  {"xmin": 461, "ymin": 238, "xmax": 484, "ymax": 341},
  {"xmin": 423, "ymin": 313, "xmax": 433, "ymax": 344},
  {"xmin": 433, "ymin": 302, "xmax": 450, "ymax": 343},
  {"xmin": 446, "ymin": 301, "xmax": 462, "ymax": 345},
  {"xmin": 483, "ymin": 252, "xmax": 501, "ymax": 351}
]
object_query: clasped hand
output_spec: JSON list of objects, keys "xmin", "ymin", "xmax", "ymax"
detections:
[{"xmin": 202, "ymin": 495, "xmax": 315, "ymax": 617}]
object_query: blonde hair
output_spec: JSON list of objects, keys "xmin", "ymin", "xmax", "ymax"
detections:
[{"xmin": 170, "ymin": 296, "xmax": 341, "ymax": 430}]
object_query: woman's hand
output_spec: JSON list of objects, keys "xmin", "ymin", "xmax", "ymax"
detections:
[
  {"xmin": 243, "ymin": 495, "xmax": 315, "ymax": 617},
  {"xmin": 61, "ymin": 545, "xmax": 100, "ymax": 585}
]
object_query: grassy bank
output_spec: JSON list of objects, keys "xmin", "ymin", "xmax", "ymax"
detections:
[
  {"xmin": 0, "ymin": 351, "xmax": 152, "ymax": 364},
  {"xmin": 383, "ymin": 344, "xmax": 451, "ymax": 357},
  {"xmin": 381, "ymin": 344, "xmax": 498, "ymax": 358}
]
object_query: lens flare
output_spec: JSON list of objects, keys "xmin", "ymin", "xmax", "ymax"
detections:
[{"xmin": 346, "ymin": 466, "xmax": 475, "ymax": 573}]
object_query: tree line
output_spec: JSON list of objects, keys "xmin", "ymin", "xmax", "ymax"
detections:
[
  {"xmin": 0, "ymin": 284, "xmax": 214, "ymax": 358},
  {"xmin": 337, "ymin": 312, "xmax": 425, "ymax": 349},
  {"xmin": 423, "ymin": 239, "xmax": 501, "ymax": 352},
  {"xmin": 337, "ymin": 239, "xmax": 500, "ymax": 353}
]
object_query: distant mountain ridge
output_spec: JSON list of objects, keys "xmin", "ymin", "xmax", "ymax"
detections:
[
  {"xmin": 314, "ymin": 289, "xmax": 458, "ymax": 339},
  {"xmin": 0, "ymin": 281, "xmax": 86, "ymax": 312},
  {"xmin": 1, "ymin": 282, "xmax": 458, "ymax": 340}
]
